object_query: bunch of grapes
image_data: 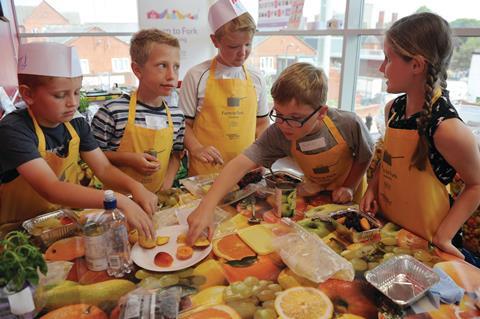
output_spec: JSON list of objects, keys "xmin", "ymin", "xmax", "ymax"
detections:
[{"xmin": 223, "ymin": 276, "xmax": 282, "ymax": 319}]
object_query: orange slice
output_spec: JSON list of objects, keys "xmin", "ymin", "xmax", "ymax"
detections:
[
  {"xmin": 176, "ymin": 245, "xmax": 194, "ymax": 260},
  {"xmin": 177, "ymin": 233, "xmax": 187, "ymax": 244},
  {"xmin": 156, "ymin": 236, "xmax": 169, "ymax": 246},
  {"xmin": 179, "ymin": 304, "xmax": 240, "ymax": 319},
  {"xmin": 139, "ymin": 235, "xmax": 156, "ymax": 249},
  {"xmin": 212, "ymin": 233, "xmax": 256, "ymax": 261},
  {"xmin": 274, "ymin": 287, "xmax": 333, "ymax": 319}
]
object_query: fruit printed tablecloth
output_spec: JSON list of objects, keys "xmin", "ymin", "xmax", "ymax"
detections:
[{"xmin": 26, "ymin": 191, "xmax": 480, "ymax": 319}]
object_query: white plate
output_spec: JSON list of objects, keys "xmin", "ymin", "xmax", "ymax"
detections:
[{"xmin": 131, "ymin": 224, "xmax": 212, "ymax": 272}]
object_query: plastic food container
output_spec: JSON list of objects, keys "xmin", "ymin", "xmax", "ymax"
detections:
[
  {"xmin": 365, "ymin": 255, "xmax": 439, "ymax": 307},
  {"xmin": 264, "ymin": 171, "xmax": 302, "ymax": 188},
  {"xmin": 275, "ymin": 181, "xmax": 297, "ymax": 218},
  {"xmin": 22, "ymin": 210, "xmax": 78, "ymax": 247},
  {"xmin": 329, "ymin": 208, "xmax": 381, "ymax": 243}
]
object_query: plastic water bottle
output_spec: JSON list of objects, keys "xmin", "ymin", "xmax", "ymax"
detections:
[
  {"xmin": 83, "ymin": 213, "xmax": 108, "ymax": 271},
  {"xmin": 102, "ymin": 190, "xmax": 132, "ymax": 277}
]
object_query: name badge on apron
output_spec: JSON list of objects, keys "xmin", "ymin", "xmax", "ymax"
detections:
[
  {"xmin": 145, "ymin": 116, "xmax": 167, "ymax": 129},
  {"xmin": 298, "ymin": 137, "xmax": 326, "ymax": 153}
]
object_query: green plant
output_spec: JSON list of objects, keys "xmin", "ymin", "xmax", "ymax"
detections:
[
  {"xmin": 0, "ymin": 231, "xmax": 47, "ymax": 292},
  {"xmin": 78, "ymin": 92, "xmax": 89, "ymax": 113}
]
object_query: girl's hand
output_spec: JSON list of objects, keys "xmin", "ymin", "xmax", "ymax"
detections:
[
  {"xmin": 433, "ymin": 232, "xmax": 465, "ymax": 259},
  {"xmin": 131, "ymin": 153, "xmax": 161, "ymax": 175},
  {"xmin": 332, "ymin": 187, "xmax": 354, "ymax": 204},
  {"xmin": 186, "ymin": 204, "xmax": 215, "ymax": 246},
  {"xmin": 360, "ymin": 188, "xmax": 378, "ymax": 215},
  {"xmin": 191, "ymin": 145, "xmax": 224, "ymax": 165}
]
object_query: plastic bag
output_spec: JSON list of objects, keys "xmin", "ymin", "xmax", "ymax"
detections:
[
  {"xmin": 272, "ymin": 219, "xmax": 354, "ymax": 283},
  {"xmin": 118, "ymin": 286, "xmax": 183, "ymax": 319}
]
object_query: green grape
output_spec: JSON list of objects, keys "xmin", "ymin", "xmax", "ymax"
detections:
[
  {"xmin": 257, "ymin": 289, "xmax": 276, "ymax": 301},
  {"xmin": 368, "ymin": 262, "xmax": 379, "ymax": 270},
  {"xmin": 243, "ymin": 276, "xmax": 259, "ymax": 287},
  {"xmin": 393, "ymin": 247, "xmax": 412, "ymax": 255},
  {"xmin": 262, "ymin": 300, "xmax": 275, "ymax": 310},
  {"xmin": 231, "ymin": 281, "xmax": 248, "ymax": 294},
  {"xmin": 176, "ymin": 267, "xmax": 194, "ymax": 278},
  {"xmin": 239, "ymin": 286, "xmax": 253, "ymax": 299},
  {"xmin": 340, "ymin": 249, "xmax": 356, "ymax": 260},
  {"xmin": 354, "ymin": 244, "xmax": 377, "ymax": 258},
  {"xmin": 158, "ymin": 274, "xmax": 179, "ymax": 287},
  {"xmin": 190, "ymin": 275, "xmax": 207, "ymax": 286},
  {"xmin": 350, "ymin": 258, "xmax": 368, "ymax": 272},
  {"xmin": 254, "ymin": 308, "xmax": 277, "ymax": 319},
  {"xmin": 382, "ymin": 252, "xmax": 395, "ymax": 261},
  {"xmin": 226, "ymin": 301, "xmax": 257, "ymax": 318},
  {"xmin": 223, "ymin": 288, "xmax": 243, "ymax": 302},
  {"xmin": 178, "ymin": 278, "xmax": 190, "ymax": 286},
  {"xmin": 413, "ymin": 249, "xmax": 433, "ymax": 262},
  {"xmin": 258, "ymin": 280, "xmax": 270, "ymax": 287},
  {"xmin": 267, "ymin": 284, "xmax": 282, "ymax": 293},
  {"xmin": 381, "ymin": 237, "xmax": 397, "ymax": 246}
]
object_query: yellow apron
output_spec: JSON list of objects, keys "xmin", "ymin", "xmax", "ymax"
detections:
[
  {"xmin": 114, "ymin": 91, "xmax": 174, "ymax": 193},
  {"xmin": 189, "ymin": 59, "xmax": 257, "ymax": 176},
  {"xmin": 378, "ymin": 111, "xmax": 450, "ymax": 241},
  {"xmin": 0, "ymin": 108, "xmax": 80, "ymax": 224},
  {"xmin": 291, "ymin": 115, "xmax": 367, "ymax": 203}
]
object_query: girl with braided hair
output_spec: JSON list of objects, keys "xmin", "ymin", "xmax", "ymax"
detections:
[{"xmin": 360, "ymin": 12, "xmax": 480, "ymax": 259}]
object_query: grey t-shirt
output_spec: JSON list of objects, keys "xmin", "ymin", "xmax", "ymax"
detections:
[{"xmin": 244, "ymin": 108, "xmax": 374, "ymax": 167}]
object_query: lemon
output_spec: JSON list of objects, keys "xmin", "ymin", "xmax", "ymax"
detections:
[
  {"xmin": 274, "ymin": 287, "xmax": 333, "ymax": 319},
  {"xmin": 190, "ymin": 285, "xmax": 227, "ymax": 307}
]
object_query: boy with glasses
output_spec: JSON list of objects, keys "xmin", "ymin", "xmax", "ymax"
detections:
[{"xmin": 186, "ymin": 62, "xmax": 374, "ymax": 243}]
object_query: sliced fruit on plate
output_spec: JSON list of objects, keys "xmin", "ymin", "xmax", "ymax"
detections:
[
  {"xmin": 128, "ymin": 229, "xmax": 139, "ymax": 244},
  {"xmin": 179, "ymin": 304, "xmax": 240, "ymax": 319},
  {"xmin": 154, "ymin": 251, "xmax": 174, "ymax": 267},
  {"xmin": 177, "ymin": 233, "xmax": 187, "ymax": 244},
  {"xmin": 139, "ymin": 235, "xmax": 156, "ymax": 249},
  {"xmin": 177, "ymin": 245, "xmax": 194, "ymax": 260},
  {"xmin": 212, "ymin": 233, "xmax": 256, "ymax": 261},
  {"xmin": 274, "ymin": 287, "xmax": 333, "ymax": 319},
  {"xmin": 156, "ymin": 235, "xmax": 170, "ymax": 246},
  {"xmin": 193, "ymin": 236, "xmax": 210, "ymax": 248}
]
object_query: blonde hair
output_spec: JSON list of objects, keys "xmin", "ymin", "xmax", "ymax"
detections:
[
  {"xmin": 214, "ymin": 12, "xmax": 256, "ymax": 39},
  {"xmin": 386, "ymin": 12, "xmax": 452, "ymax": 171},
  {"xmin": 271, "ymin": 62, "xmax": 328, "ymax": 109},
  {"xmin": 130, "ymin": 28, "xmax": 180, "ymax": 65}
]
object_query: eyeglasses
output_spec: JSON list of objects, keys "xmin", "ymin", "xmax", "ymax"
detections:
[{"xmin": 269, "ymin": 106, "xmax": 322, "ymax": 128}]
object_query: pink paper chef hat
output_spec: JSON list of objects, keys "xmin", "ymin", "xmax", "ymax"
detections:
[
  {"xmin": 18, "ymin": 42, "xmax": 82, "ymax": 77},
  {"xmin": 208, "ymin": 0, "xmax": 248, "ymax": 33}
]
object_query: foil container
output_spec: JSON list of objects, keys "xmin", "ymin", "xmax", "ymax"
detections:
[
  {"xmin": 22, "ymin": 210, "xmax": 78, "ymax": 247},
  {"xmin": 365, "ymin": 254, "xmax": 440, "ymax": 306}
]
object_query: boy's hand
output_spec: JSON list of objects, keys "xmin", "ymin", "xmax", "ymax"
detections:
[
  {"xmin": 131, "ymin": 186, "xmax": 158, "ymax": 216},
  {"xmin": 359, "ymin": 188, "xmax": 378, "ymax": 215},
  {"xmin": 118, "ymin": 195, "xmax": 155, "ymax": 238},
  {"xmin": 332, "ymin": 187, "xmax": 353, "ymax": 204},
  {"xmin": 191, "ymin": 145, "xmax": 224, "ymax": 166},
  {"xmin": 186, "ymin": 205, "xmax": 215, "ymax": 246},
  {"xmin": 130, "ymin": 153, "xmax": 161, "ymax": 175}
]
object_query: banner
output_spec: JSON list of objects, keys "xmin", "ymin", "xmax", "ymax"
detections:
[{"xmin": 137, "ymin": 0, "xmax": 215, "ymax": 79}]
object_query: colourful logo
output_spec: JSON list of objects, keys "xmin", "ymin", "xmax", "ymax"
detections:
[{"xmin": 147, "ymin": 9, "xmax": 198, "ymax": 20}]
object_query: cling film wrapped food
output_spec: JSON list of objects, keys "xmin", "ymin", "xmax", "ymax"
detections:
[{"xmin": 271, "ymin": 219, "xmax": 354, "ymax": 283}]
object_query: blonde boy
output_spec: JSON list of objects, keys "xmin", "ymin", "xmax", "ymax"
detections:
[
  {"xmin": 0, "ymin": 42, "xmax": 156, "ymax": 237},
  {"xmin": 187, "ymin": 63, "xmax": 374, "ymax": 243},
  {"xmin": 92, "ymin": 29, "xmax": 185, "ymax": 192},
  {"xmin": 179, "ymin": 0, "xmax": 269, "ymax": 176}
]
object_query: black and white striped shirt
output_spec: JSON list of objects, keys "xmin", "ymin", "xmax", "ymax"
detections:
[{"xmin": 91, "ymin": 94, "xmax": 185, "ymax": 152}]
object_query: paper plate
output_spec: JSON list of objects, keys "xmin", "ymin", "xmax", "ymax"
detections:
[{"xmin": 131, "ymin": 224, "xmax": 212, "ymax": 272}]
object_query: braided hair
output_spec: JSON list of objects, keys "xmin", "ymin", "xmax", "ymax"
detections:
[{"xmin": 386, "ymin": 12, "xmax": 453, "ymax": 171}]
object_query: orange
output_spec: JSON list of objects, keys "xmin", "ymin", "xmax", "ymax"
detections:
[
  {"xmin": 212, "ymin": 233, "xmax": 256, "ymax": 261},
  {"xmin": 275, "ymin": 287, "xmax": 333, "ymax": 319},
  {"xmin": 179, "ymin": 304, "xmax": 240, "ymax": 319}
]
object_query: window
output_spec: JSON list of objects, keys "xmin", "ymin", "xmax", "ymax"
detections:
[
  {"xmin": 80, "ymin": 59, "xmax": 89, "ymax": 74},
  {"xmin": 111, "ymin": 58, "xmax": 130, "ymax": 73}
]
